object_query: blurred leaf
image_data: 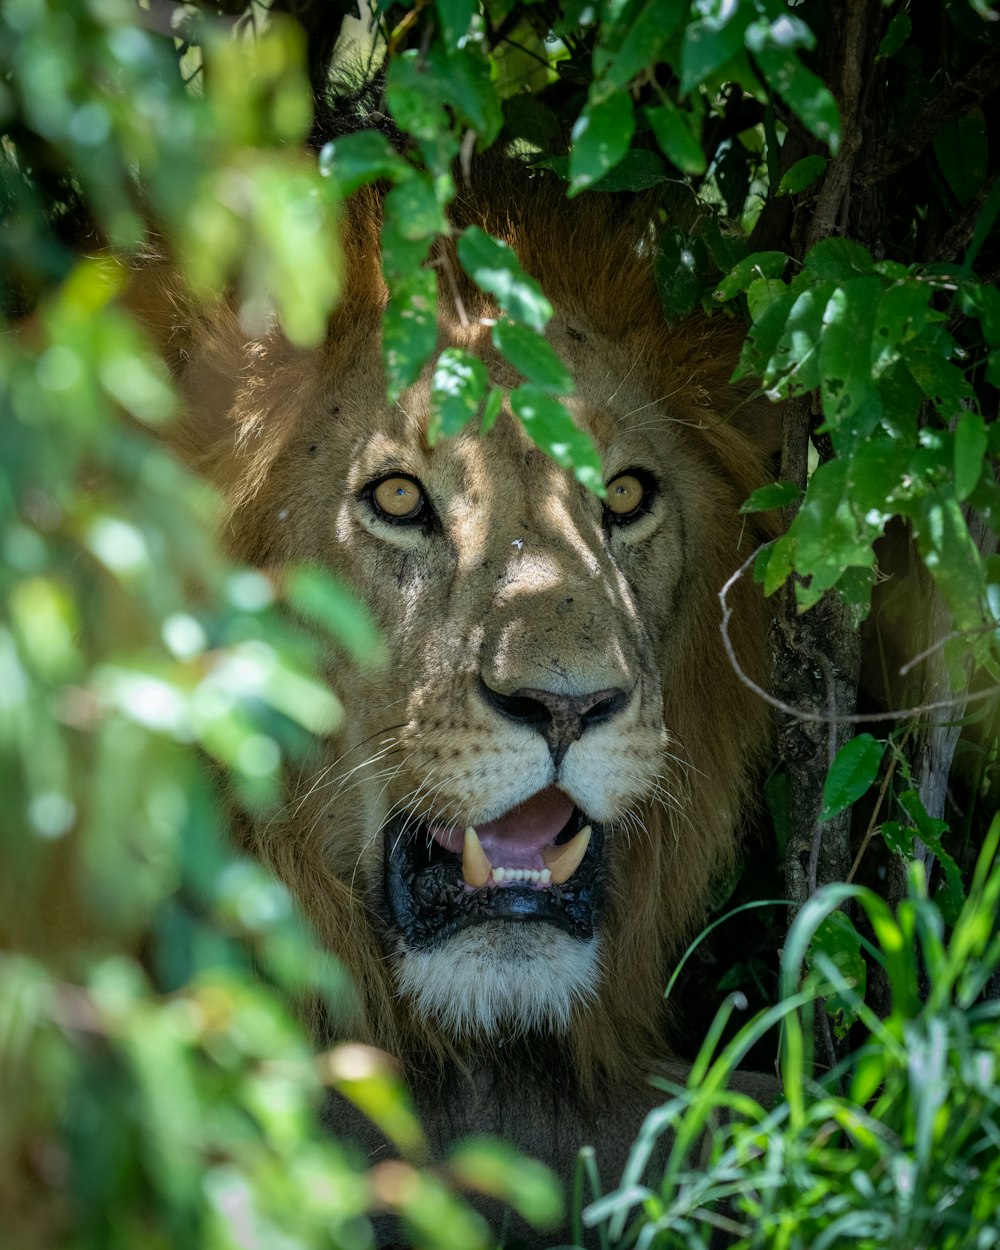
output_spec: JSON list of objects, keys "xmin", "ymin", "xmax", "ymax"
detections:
[
  {"xmin": 383, "ymin": 268, "xmax": 439, "ymax": 401},
  {"xmin": 679, "ymin": 4, "xmax": 750, "ymax": 95},
  {"xmin": 319, "ymin": 130, "xmax": 410, "ymax": 195},
  {"xmin": 430, "ymin": 347, "xmax": 490, "ymax": 442},
  {"xmin": 480, "ymin": 385, "xmax": 504, "ymax": 433},
  {"xmin": 457, "ymin": 226, "xmax": 553, "ymax": 331},
  {"xmin": 321, "ymin": 1044, "xmax": 428, "ymax": 1161},
  {"xmin": 449, "ymin": 1138, "xmax": 563, "ymax": 1226},
  {"xmin": 284, "ymin": 566, "xmax": 383, "ymax": 666}
]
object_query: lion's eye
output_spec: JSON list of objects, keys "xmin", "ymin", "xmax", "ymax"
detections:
[
  {"xmin": 370, "ymin": 475, "xmax": 427, "ymax": 523},
  {"xmin": 605, "ymin": 471, "xmax": 651, "ymax": 523}
]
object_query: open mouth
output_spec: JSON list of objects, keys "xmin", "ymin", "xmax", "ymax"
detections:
[{"xmin": 382, "ymin": 786, "xmax": 603, "ymax": 949}]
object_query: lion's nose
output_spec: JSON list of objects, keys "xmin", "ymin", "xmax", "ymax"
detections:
[{"xmin": 478, "ymin": 679, "xmax": 630, "ymax": 767}]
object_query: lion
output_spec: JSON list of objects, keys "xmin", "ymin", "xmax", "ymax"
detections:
[{"xmin": 132, "ymin": 163, "xmax": 776, "ymax": 1236}]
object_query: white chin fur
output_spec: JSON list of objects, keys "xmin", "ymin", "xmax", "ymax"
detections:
[{"xmin": 394, "ymin": 922, "xmax": 601, "ymax": 1037}]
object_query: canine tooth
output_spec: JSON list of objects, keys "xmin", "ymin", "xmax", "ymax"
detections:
[
  {"xmin": 462, "ymin": 826, "xmax": 493, "ymax": 888},
  {"xmin": 542, "ymin": 825, "xmax": 592, "ymax": 885}
]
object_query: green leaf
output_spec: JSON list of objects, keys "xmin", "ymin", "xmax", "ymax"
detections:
[
  {"xmin": 818, "ymin": 278, "xmax": 883, "ymax": 438},
  {"xmin": 897, "ymin": 790, "xmax": 967, "ymax": 925},
  {"xmin": 645, "ymin": 101, "xmax": 706, "ymax": 175},
  {"xmin": 385, "ymin": 52, "xmax": 449, "ymax": 144},
  {"xmin": 819, "ymin": 734, "xmax": 885, "ymax": 822},
  {"xmin": 318, "ymin": 131, "xmax": 409, "ymax": 196},
  {"xmin": 568, "ymin": 92, "xmax": 636, "ymax": 194},
  {"xmin": 906, "ymin": 345, "xmax": 974, "ymax": 421},
  {"xmin": 429, "ymin": 348, "xmax": 489, "ymax": 443},
  {"xmin": 481, "ymin": 385, "xmax": 504, "ymax": 433},
  {"xmin": 595, "ymin": 0, "xmax": 685, "ymax": 88},
  {"xmin": 933, "ymin": 108, "xmax": 988, "ymax": 208},
  {"xmin": 654, "ymin": 229, "xmax": 708, "ymax": 322},
  {"xmin": 762, "ymin": 283, "xmax": 833, "ymax": 398},
  {"xmin": 284, "ymin": 566, "xmax": 382, "ymax": 665},
  {"xmin": 381, "ymin": 178, "xmax": 444, "ymax": 277},
  {"xmin": 747, "ymin": 277, "xmax": 787, "ymax": 320},
  {"xmin": 791, "ymin": 457, "xmax": 880, "ymax": 608},
  {"xmin": 762, "ymin": 532, "xmax": 795, "ymax": 596},
  {"xmin": 679, "ymin": 4, "xmax": 751, "ymax": 95},
  {"xmin": 428, "ymin": 45, "xmax": 503, "ymax": 147},
  {"xmin": 382, "ymin": 269, "xmax": 438, "ymax": 402},
  {"xmin": 776, "ymin": 155, "xmax": 827, "ymax": 196},
  {"xmin": 492, "ymin": 322, "xmax": 574, "ymax": 394},
  {"xmin": 804, "ymin": 237, "xmax": 874, "ymax": 280},
  {"xmin": 954, "ymin": 410, "xmax": 988, "ymax": 502},
  {"xmin": 457, "ymin": 226, "xmax": 553, "ymax": 331},
  {"xmin": 714, "ymin": 250, "xmax": 788, "ymax": 301},
  {"xmin": 871, "ymin": 280, "xmax": 933, "ymax": 377},
  {"xmin": 806, "ymin": 912, "xmax": 867, "ymax": 1038},
  {"xmin": 435, "ymin": 0, "xmax": 476, "ymax": 48},
  {"xmin": 701, "ymin": 217, "xmax": 749, "ymax": 273},
  {"xmin": 588, "ymin": 148, "xmax": 666, "ymax": 192},
  {"xmin": 509, "ymin": 385, "xmax": 604, "ymax": 493},
  {"xmin": 733, "ymin": 286, "xmax": 797, "ymax": 381},
  {"xmin": 740, "ymin": 481, "xmax": 801, "ymax": 514},
  {"xmin": 752, "ymin": 48, "xmax": 840, "ymax": 154},
  {"xmin": 912, "ymin": 487, "xmax": 987, "ymax": 631},
  {"xmin": 877, "ymin": 12, "xmax": 911, "ymax": 60}
]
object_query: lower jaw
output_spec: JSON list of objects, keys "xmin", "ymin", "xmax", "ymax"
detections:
[
  {"xmin": 380, "ymin": 815, "xmax": 605, "ymax": 951},
  {"xmin": 392, "ymin": 922, "xmax": 602, "ymax": 1037}
]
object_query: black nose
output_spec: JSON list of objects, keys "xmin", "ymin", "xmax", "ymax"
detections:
[{"xmin": 479, "ymin": 679, "xmax": 630, "ymax": 766}]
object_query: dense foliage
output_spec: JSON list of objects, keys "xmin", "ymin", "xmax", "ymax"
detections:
[{"xmin": 2, "ymin": 0, "xmax": 998, "ymax": 1246}]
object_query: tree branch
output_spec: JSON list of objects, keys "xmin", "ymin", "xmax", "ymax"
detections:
[{"xmin": 855, "ymin": 45, "xmax": 1000, "ymax": 188}]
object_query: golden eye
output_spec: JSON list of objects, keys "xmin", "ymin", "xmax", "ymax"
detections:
[
  {"xmin": 605, "ymin": 473, "xmax": 646, "ymax": 518},
  {"xmin": 371, "ymin": 475, "xmax": 426, "ymax": 521}
]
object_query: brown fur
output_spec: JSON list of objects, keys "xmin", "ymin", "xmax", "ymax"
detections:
[{"xmin": 130, "ymin": 170, "xmax": 775, "ymax": 1178}]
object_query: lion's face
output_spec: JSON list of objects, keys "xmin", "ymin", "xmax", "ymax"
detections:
[
  {"xmin": 151, "ymin": 188, "xmax": 773, "ymax": 1070},
  {"xmin": 228, "ymin": 306, "xmax": 764, "ymax": 1044}
]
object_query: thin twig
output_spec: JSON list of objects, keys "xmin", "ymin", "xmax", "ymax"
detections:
[
  {"xmin": 846, "ymin": 748, "xmax": 902, "ymax": 884},
  {"xmin": 718, "ymin": 548, "xmax": 1000, "ymax": 725}
]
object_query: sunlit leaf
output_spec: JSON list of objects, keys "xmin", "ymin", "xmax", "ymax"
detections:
[
  {"xmin": 430, "ymin": 348, "xmax": 490, "ymax": 441},
  {"xmin": 457, "ymin": 226, "xmax": 553, "ymax": 331},
  {"xmin": 492, "ymin": 322, "xmax": 573, "ymax": 393},
  {"xmin": 509, "ymin": 385, "xmax": 603, "ymax": 493}
]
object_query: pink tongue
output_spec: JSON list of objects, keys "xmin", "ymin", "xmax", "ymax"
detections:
[{"xmin": 429, "ymin": 786, "xmax": 575, "ymax": 870}]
